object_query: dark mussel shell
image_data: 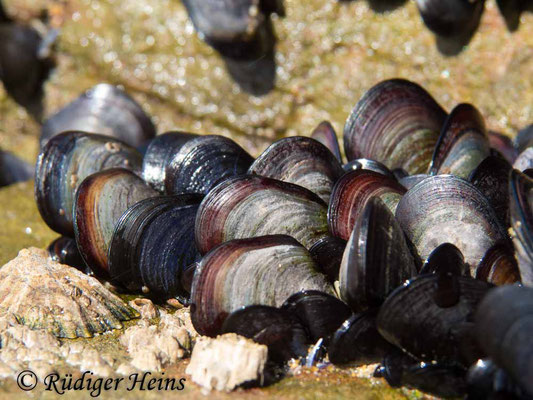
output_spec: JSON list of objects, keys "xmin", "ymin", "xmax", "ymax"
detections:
[
  {"xmin": 509, "ymin": 169, "xmax": 533, "ymax": 285},
  {"xmin": 108, "ymin": 194, "xmax": 203, "ymax": 297},
  {"xmin": 48, "ymin": 236, "xmax": 90, "ymax": 274},
  {"xmin": 35, "ymin": 132, "xmax": 143, "ymax": 236},
  {"xmin": 248, "ymin": 136, "xmax": 343, "ymax": 203},
  {"xmin": 311, "ymin": 121, "xmax": 342, "ymax": 162},
  {"xmin": 343, "ymin": 79, "xmax": 447, "ymax": 174},
  {"xmin": 419, "ymin": 242, "xmax": 469, "ymax": 277},
  {"xmin": 342, "ymin": 158, "xmax": 395, "ymax": 179},
  {"xmin": 488, "ymin": 131, "xmax": 517, "ymax": 163},
  {"xmin": 40, "ymin": 84, "xmax": 156, "ymax": 148},
  {"xmin": 398, "ymin": 173, "xmax": 428, "ymax": 190},
  {"xmin": 195, "ymin": 175, "xmax": 329, "ymax": 255},
  {"xmin": 395, "ymin": 175, "xmax": 508, "ymax": 272},
  {"xmin": 475, "ymin": 285, "xmax": 533, "ymax": 397},
  {"xmin": 415, "ymin": 0, "xmax": 485, "ymax": 38},
  {"xmin": 377, "ymin": 274, "xmax": 492, "ymax": 365},
  {"xmin": 328, "ymin": 169, "xmax": 406, "ymax": 241},
  {"xmin": 429, "ymin": 103, "xmax": 490, "ymax": 179},
  {"xmin": 339, "ymin": 197, "xmax": 418, "ymax": 312},
  {"xmin": 0, "ymin": 150, "xmax": 33, "ymax": 187},
  {"xmin": 221, "ymin": 305, "xmax": 310, "ymax": 363},
  {"xmin": 515, "ymin": 124, "xmax": 533, "ymax": 154},
  {"xmin": 513, "ymin": 147, "xmax": 533, "ymax": 172},
  {"xmin": 469, "ymin": 155, "xmax": 512, "ymax": 228},
  {"xmin": 308, "ymin": 236, "xmax": 346, "ymax": 283},
  {"xmin": 466, "ymin": 359, "xmax": 524, "ymax": 400},
  {"xmin": 190, "ymin": 235, "xmax": 333, "ymax": 337},
  {"xmin": 376, "ymin": 350, "xmax": 468, "ymax": 398},
  {"xmin": 476, "ymin": 241, "xmax": 520, "ymax": 285},
  {"xmin": 165, "ymin": 135, "xmax": 253, "ymax": 195},
  {"xmin": 74, "ymin": 168, "xmax": 157, "ymax": 279},
  {"xmin": 280, "ymin": 290, "xmax": 352, "ymax": 346},
  {"xmin": 328, "ymin": 310, "xmax": 394, "ymax": 366},
  {"xmin": 142, "ymin": 131, "xmax": 198, "ymax": 192}
]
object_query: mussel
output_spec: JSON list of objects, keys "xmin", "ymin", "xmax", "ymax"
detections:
[
  {"xmin": 311, "ymin": 121, "xmax": 342, "ymax": 162},
  {"xmin": 40, "ymin": 84, "xmax": 156, "ymax": 148},
  {"xmin": 48, "ymin": 236, "xmax": 90, "ymax": 274},
  {"xmin": 190, "ymin": 235, "xmax": 333, "ymax": 336},
  {"xmin": 0, "ymin": 149, "xmax": 33, "ymax": 187},
  {"xmin": 35, "ymin": 132, "xmax": 143, "ymax": 237}
]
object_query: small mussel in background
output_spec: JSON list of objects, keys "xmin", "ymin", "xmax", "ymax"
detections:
[
  {"xmin": 47, "ymin": 236, "xmax": 90, "ymax": 274},
  {"xmin": 0, "ymin": 149, "xmax": 33, "ymax": 187},
  {"xmin": 35, "ymin": 131, "xmax": 143, "ymax": 237},
  {"xmin": 40, "ymin": 84, "xmax": 156, "ymax": 148}
]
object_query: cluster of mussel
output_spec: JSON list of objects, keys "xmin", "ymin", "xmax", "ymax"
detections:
[{"xmin": 34, "ymin": 79, "xmax": 532, "ymax": 398}]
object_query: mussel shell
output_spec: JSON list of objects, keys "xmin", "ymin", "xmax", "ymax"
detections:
[
  {"xmin": 395, "ymin": 175, "xmax": 508, "ymax": 271},
  {"xmin": 48, "ymin": 236, "xmax": 90, "ymax": 274},
  {"xmin": 195, "ymin": 175, "xmax": 329, "ymax": 255},
  {"xmin": 429, "ymin": 103, "xmax": 490, "ymax": 179},
  {"xmin": 342, "ymin": 158, "xmax": 395, "ymax": 179},
  {"xmin": 142, "ymin": 131, "xmax": 198, "ymax": 192},
  {"xmin": 343, "ymin": 79, "xmax": 446, "ymax": 174},
  {"xmin": 165, "ymin": 135, "xmax": 253, "ymax": 195},
  {"xmin": 515, "ymin": 124, "xmax": 533, "ymax": 154},
  {"xmin": 308, "ymin": 236, "xmax": 346, "ymax": 283},
  {"xmin": 488, "ymin": 131, "xmax": 517, "ymax": 163},
  {"xmin": 190, "ymin": 235, "xmax": 333, "ymax": 336},
  {"xmin": 248, "ymin": 136, "xmax": 343, "ymax": 203},
  {"xmin": 311, "ymin": 121, "xmax": 342, "ymax": 162},
  {"xmin": 419, "ymin": 242, "xmax": 469, "ymax": 277},
  {"xmin": 476, "ymin": 242, "xmax": 520, "ymax": 285},
  {"xmin": 339, "ymin": 197, "xmax": 418, "ymax": 312},
  {"xmin": 376, "ymin": 350, "xmax": 468, "ymax": 398},
  {"xmin": 469, "ymin": 155, "xmax": 512, "ymax": 228},
  {"xmin": 280, "ymin": 290, "xmax": 352, "ymax": 345},
  {"xmin": 74, "ymin": 168, "xmax": 157, "ymax": 279},
  {"xmin": 466, "ymin": 359, "xmax": 523, "ymax": 400},
  {"xmin": 475, "ymin": 285, "xmax": 533, "ymax": 397},
  {"xmin": 513, "ymin": 147, "xmax": 533, "ymax": 172},
  {"xmin": 509, "ymin": 169, "xmax": 533, "ymax": 285},
  {"xmin": 328, "ymin": 169, "xmax": 406, "ymax": 241},
  {"xmin": 328, "ymin": 310, "xmax": 393, "ymax": 366},
  {"xmin": 41, "ymin": 84, "xmax": 155, "ymax": 148},
  {"xmin": 221, "ymin": 305, "xmax": 310, "ymax": 363},
  {"xmin": 108, "ymin": 194, "xmax": 202, "ymax": 297},
  {"xmin": 35, "ymin": 132, "xmax": 143, "ymax": 236},
  {"xmin": 376, "ymin": 274, "xmax": 491, "ymax": 365},
  {"xmin": 398, "ymin": 173, "xmax": 428, "ymax": 190},
  {"xmin": 0, "ymin": 150, "xmax": 33, "ymax": 187}
]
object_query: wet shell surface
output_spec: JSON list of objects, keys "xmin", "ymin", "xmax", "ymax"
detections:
[
  {"xmin": 0, "ymin": 248, "xmax": 138, "ymax": 338},
  {"xmin": 190, "ymin": 235, "xmax": 333, "ymax": 336},
  {"xmin": 195, "ymin": 175, "xmax": 329, "ymax": 255},
  {"xmin": 311, "ymin": 121, "xmax": 342, "ymax": 162}
]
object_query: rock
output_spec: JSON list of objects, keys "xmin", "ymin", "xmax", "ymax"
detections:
[
  {"xmin": 0, "ymin": 247, "xmax": 138, "ymax": 338},
  {"xmin": 120, "ymin": 309, "xmax": 193, "ymax": 372},
  {"xmin": 186, "ymin": 333, "xmax": 268, "ymax": 392},
  {"xmin": 129, "ymin": 298, "xmax": 159, "ymax": 319}
]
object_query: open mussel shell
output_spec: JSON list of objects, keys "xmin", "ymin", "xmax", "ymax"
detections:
[
  {"xmin": 142, "ymin": 131, "xmax": 198, "ymax": 192},
  {"xmin": 35, "ymin": 132, "xmax": 143, "ymax": 236},
  {"xmin": 476, "ymin": 242, "xmax": 520, "ymax": 285},
  {"xmin": 108, "ymin": 194, "xmax": 202, "ymax": 297},
  {"xmin": 48, "ymin": 236, "xmax": 90, "ymax": 274},
  {"xmin": 429, "ymin": 103, "xmax": 490, "ymax": 179},
  {"xmin": 328, "ymin": 310, "xmax": 394, "ymax": 366},
  {"xmin": 377, "ymin": 274, "xmax": 491, "ymax": 366},
  {"xmin": 74, "ymin": 168, "xmax": 158, "ymax": 279},
  {"xmin": 342, "ymin": 158, "xmax": 395, "ymax": 179},
  {"xmin": 248, "ymin": 136, "xmax": 343, "ymax": 203},
  {"xmin": 280, "ymin": 290, "xmax": 351, "ymax": 346},
  {"xmin": 165, "ymin": 135, "xmax": 253, "ymax": 195},
  {"xmin": 0, "ymin": 149, "xmax": 33, "ymax": 187},
  {"xmin": 343, "ymin": 79, "xmax": 446, "ymax": 174},
  {"xmin": 475, "ymin": 285, "xmax": 533, "ymax": 397},
  {"xmin": 513, "ymin": 147, "xmax": 533, "ymax": 172},
  {"xmin": 195, "ymin": 175, "xmax": 329, "ymax": 255},
  {"xmin": 469, "ymin": 155, "xmax": 512, "ymax": 228},
  {"xmin": 311, "ymin": 121, "xmax": 342, "ymax": 162},
  {"xmin": 221, "ymin": 305, "xmax": 310, "ymax": 363},
  {"xmin": 419, "ymin": 242, "xmax": 469, "ymax": 277},
  {"xmin": 190, "ymin": 235, "xmax": 333, "ymax": 337},
  {"xmin": 328, "ymin": 170, "xmax": 406, "ymax": 241},
  {"xmin": 415, "ymin": 0, "xmax": 485, "ymax": 38},
  {"xmin": 509, "ymin": 169, "xmax": 533, "ymax": 285},
  {"xmin": 339, "ymin": 197, "xmax": 418, "ymax": 312},
  {"xmin": 41, "ymin": 84, "xmax": 156, "ymax": 148},
  {"xmin": 395, "ymin": 175, "xmax": 508, "ymax": 271},
  {"xmin": 309, "ymin": 236, "xmax": 346, "ymax": 283},
  {"xmin": 375, "ymin": 350, "xmax": 468, "ymax": 398}
]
